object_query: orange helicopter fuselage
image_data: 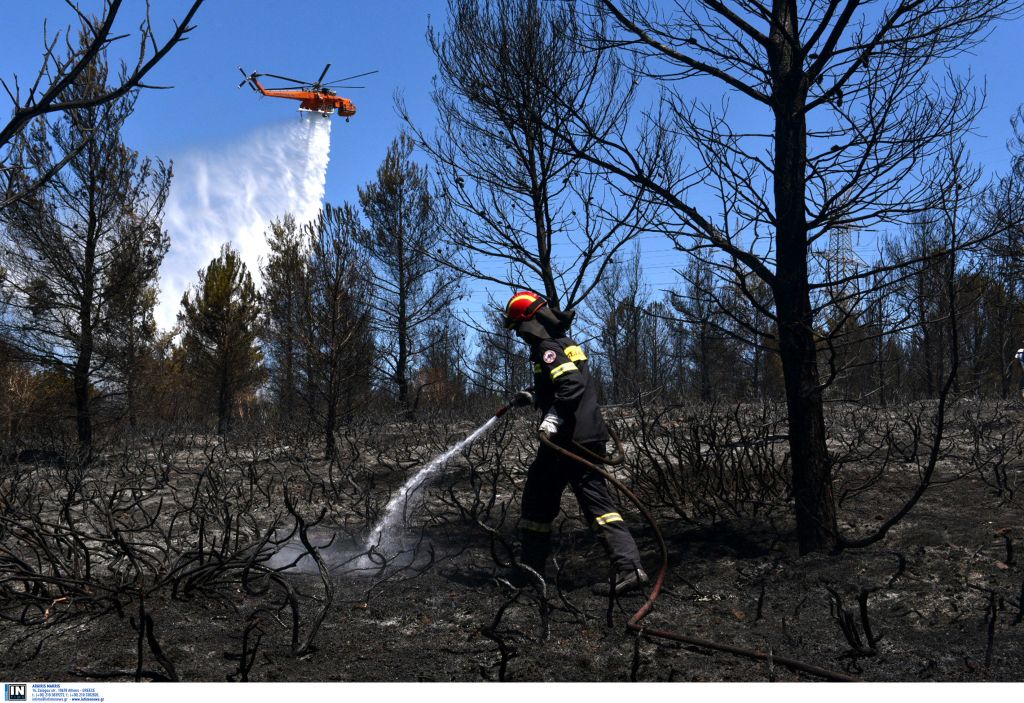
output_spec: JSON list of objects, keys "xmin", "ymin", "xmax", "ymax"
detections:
[{"xmin": 252, "ymin": 79, "xmax": 356, "ymax": 118}]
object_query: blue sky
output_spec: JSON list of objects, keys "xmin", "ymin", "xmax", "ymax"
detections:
[
  {"xmin": 2, "ymin": 1, "xmax": 448, "ymax": 199},
  {"xmin": 4, "ymin": 2, "xmax": 1024, "ymax": 329}
]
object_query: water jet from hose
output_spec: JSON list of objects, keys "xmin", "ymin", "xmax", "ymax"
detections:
[{"xmin": 358, "ymin": 405, "xmax": 514, "ymax": 570}]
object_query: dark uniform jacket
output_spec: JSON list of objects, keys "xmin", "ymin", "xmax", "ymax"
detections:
[{"xmin": 530, "ymin": 336, "xmax": 608, "ymax": 446}]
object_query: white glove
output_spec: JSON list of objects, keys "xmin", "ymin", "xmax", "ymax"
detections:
[{"xmin": 539, "ymin": 412, "xmax": 562, "ymax": 436}]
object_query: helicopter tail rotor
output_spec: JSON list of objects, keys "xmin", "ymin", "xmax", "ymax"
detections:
[{"xmin": 237, "ymin": 67, "xmax": 258, "ymax": 91}]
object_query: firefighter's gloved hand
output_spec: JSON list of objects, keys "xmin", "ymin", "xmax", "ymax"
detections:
[
  {"xmin": 512, "ymin": 389, "xmax": 535, "ymax": 408},
  {"xmin": 539, "ymin": 412, "xmax": 562, "ymax": 436}
]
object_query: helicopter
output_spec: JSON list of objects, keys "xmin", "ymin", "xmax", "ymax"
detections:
[{"xmin": 237, "ymin": 64, "xmax": 377, "ymax": 119}]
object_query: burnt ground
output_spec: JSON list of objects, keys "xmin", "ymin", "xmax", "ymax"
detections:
[{"xmin": 1, "ymin": 405, "xmax": 1022, "ymax": 682}]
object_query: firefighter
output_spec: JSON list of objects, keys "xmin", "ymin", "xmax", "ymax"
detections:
[{"xmin": 504, "ymin": 290, "xmax": 647, "ymax": 595}]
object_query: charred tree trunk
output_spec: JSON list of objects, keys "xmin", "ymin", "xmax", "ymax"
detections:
[
  {"xmin": 282, "ymin": 336, "xmax": 296, "ymax": 424},
  {"xmin": 395, "ymin": 217, "xmax": 411, "ymax": 417},
  {"xmin": 324, "ymin": 395, "xmax": 338, "ymax": 460},
  {"xmin": 775, "ymin": 281, "xmax": 838, "ymax": 553},
  {"xmin": 126, "ymin": 369, "xmax": 138, "ymax": 430},
  {"xmin": 698, "ymin": 323, "xmax": 712, "ymax": 403},
  {"xmin": 73, "ymin": 356, "xmax": 92, "ymax": 458},
  {"xmin": 75, "ymin": 232, "xmax": 96, "ymax": 460},
  {"xmin": 769, "ymin": 1, "xmax": 837, "ymax": 553},
  {"xmin": 324, "ymin": 360, "xmax": 339, "ymax": 460},
  {"xmin": 217, "ymin": 370, "xmax": 231, "ymax": 435},
  {"xmin": 396, "ymin": 290, "xmax": 410, "ymax": 416}
]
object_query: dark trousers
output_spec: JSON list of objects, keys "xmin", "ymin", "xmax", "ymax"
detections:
[{"xmin": 519, "ymin": 442, "xmax": 642, "ymax": 574}]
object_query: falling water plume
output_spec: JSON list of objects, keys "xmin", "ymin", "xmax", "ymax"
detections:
[{"xmin": 157, "ymin": 113, "xmax": 331, "ymax": 330}]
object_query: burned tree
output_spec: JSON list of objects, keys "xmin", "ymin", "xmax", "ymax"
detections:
[
  {"xmin": 261, "ymin": 215, "xmax": 307, "ymax": 425},
  {"xmin": 1, "ymin": 1, "xmax": 204, "ymax": 210},
  {"xmin": 0, "ymin": 44, "xmax": 170, "ymax": 456},
  {"xmin": 542, "ymin": 0, "xmax": 1024, "ymax": 552},
  {"xmin": 301, "ymin": 204, "xmax": 374, "ymax": 458},
  {"xmin": 355, "ymin": 134, "xmax": 460, "ymax": 415},
  {"xmin": 413, "ymin": 0, "xmax": 650, "ymax": 311}
]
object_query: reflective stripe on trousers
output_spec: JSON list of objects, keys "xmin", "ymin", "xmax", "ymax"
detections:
[{"xmin": 520, "ymin": 443, "xmax": 642, "ymax": 573}]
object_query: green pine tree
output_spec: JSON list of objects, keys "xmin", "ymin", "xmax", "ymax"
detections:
[{"xmin": 179, "ymin": 244, "xmax": 263, "ymax": 434}]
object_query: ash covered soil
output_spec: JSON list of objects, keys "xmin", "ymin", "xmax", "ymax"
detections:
[{"xmin": 1, "ymin": 407, "xmax": 1022, "ymax": 682}]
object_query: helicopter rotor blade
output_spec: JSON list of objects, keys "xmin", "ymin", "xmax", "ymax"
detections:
[
  {"xmin": 262, "ymin": 73, "xmax": 309, "ymax": 85},
  {"xmin": 317, "ymin": 63, "xmax": 332, "ymax": 85},
  {"xmin": 326, "ymin": 69, "xmax": 379, "ymax": 84}
]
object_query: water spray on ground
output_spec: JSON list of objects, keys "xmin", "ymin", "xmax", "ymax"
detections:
[
  {"xmin": 268, "ymin": 414, "xmax": 503, "ymax": 576},
  {"xmin": 360, "ymin": 414, "xmax": 501, "ymax": 566}
]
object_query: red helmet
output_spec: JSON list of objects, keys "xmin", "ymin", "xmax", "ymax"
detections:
[{"xmin": 503, "ymin": 291, "xmax": 546, "ymax": 329}]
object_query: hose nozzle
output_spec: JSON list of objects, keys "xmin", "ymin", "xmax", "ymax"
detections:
[{"xmin": 496, "ymin": 389, "xmax": 535, "ymax": 418}]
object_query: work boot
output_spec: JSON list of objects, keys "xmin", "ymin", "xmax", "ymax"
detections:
[{"xmin": 592, "ymin": 567, "xmax": 648, "ymax": 596}]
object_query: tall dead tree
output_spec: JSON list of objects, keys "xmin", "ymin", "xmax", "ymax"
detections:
[
  {"xmin": 301, "ymin": 205, "xmax": 373, "ymax": 458},
  {"xmin": 1, "ymin": 0, "xmax": 204, "ymax": 210},
  {"xmin": 355, "ymin": 134, "xmax": 460, "ymax": 415},
  {"xmin": 1, "ymin": 45, "xmax": 169, "ymax": 456},
  {"xmin": 412, "ymin": 0, "xmax": 650, "ymax": 312},
  {"xmin": 549, "ymin": 0, "xmax": 1023, "ymax": 552}
]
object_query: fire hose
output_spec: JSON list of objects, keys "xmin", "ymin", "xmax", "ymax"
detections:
[{"xmin": 530, "ymin": 420, "xmax": 857, "ymax": 682}]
